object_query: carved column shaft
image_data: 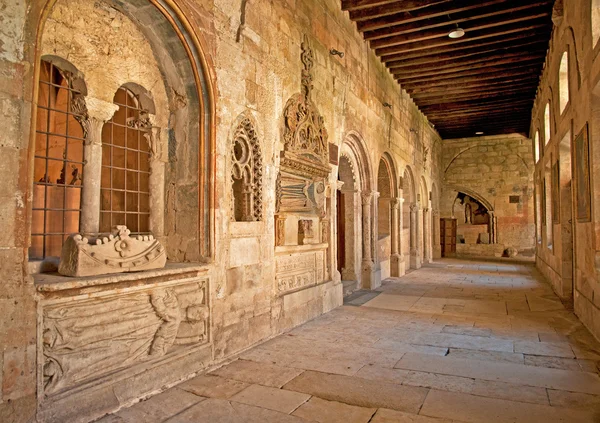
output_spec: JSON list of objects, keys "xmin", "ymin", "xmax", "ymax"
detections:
[
  {"xmin": 410, "ymin": 203, "xmax": 418, "ymax": 251},
  {"xmin": 390, "ymin": 198, "xmax": 400, "ymax": 255},
  {"xmin": 80, "ymin": 117, "xmax": 105, "ymax": 235},
  {"xmin": 361, "ymin": 192, "xmax": 372, "ymax": 262},
  {"xmin": 149, "ymin": 126, "xmax": 167, "ymax": 237}
]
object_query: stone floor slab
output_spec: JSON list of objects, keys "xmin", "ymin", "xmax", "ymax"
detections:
[
  {"xmin": 211, "ymin": 359, "xmax": 304, "ymax": 388},
  {"xmin": 370, "ymin": 408, "xmax": 456, "ymax": 423},
  {"xmin": 291, "ymin": 397, "xmax": 376, "ymax": 422},
  {"xmin": 113, "ymin": 388, "xmax": 203, "ymax": 422},
  {"xmin": 165, "ymin": 399, "xmax": 307, "ymax": 423},
  {"xmin": 514, "ymin": 340, "xmax": 574, "ymax": 358},
  {"xmin": 230, "ymin": 384, "xmax": 310, "ymax": 414},
  {"xmin": 420, "ymin": 390, "xmax": 598, "ymax": 423},
  {"xmin": 395, "ymin": 352, "xmax": 600, "ymax": 394},
  {"xmin": 178, "ymin": 374, "xmax": 249, "ymax": 399},
  {"xmin": 283, "ymin": 370, "xmax": 429, "ymax": 414}
]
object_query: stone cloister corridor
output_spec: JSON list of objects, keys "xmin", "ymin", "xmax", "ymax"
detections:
[
  {"xmin": 97, "ymin": 259, "xmax": 600, "ymax": 423},
  {"xmin": 4, "ymin": 0, "xmax": 600, "ymax": 421}
]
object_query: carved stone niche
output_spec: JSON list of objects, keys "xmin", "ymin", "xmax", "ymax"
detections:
[
  {"xmin": 58, "ymin": 225, "xmax": 166, "ymax": 277},
  {"xmin": 41, "ymin": 277, "xmax": 209, "ymax": 396},
  {"xmin": 275, "ymin": 35, "xmax": 332, "ymax": 294}
]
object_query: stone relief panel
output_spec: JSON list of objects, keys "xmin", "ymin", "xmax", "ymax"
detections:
[
  {"xmin": 275, "ymin": 248, "xmax": 325, "ymax": 294},
  {"xmin": 231, "ymin": 116, "xmax": 263, "ymax": 221},
  {"xmin": 41, "ymin": 278, "xmax": 209, "ymax": 396}
]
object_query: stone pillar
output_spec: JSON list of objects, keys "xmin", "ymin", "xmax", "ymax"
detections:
[
  {"xmin": 78, "ymin": 98, "xmax": 118, "ymax": 235},
  {"xmin": 423, "ymin": 207, "xmax": 432, "ymax": 263},
  {"xmin": 390, "ymin": 197, "xmax": 402, "ymax": 276},
  {"xmin": 361, "ymin": 191, "xmax": 380, "ymax": 289},
  {"xmin": 432, "ymin": 209, "xmax": 442, "ymax": 259},
  {"xmin": 148, "ymin": 125, "xmax": 168, "ymax": 238},
  {"xmin": 410, "ymin": 203, "xmax": 421, "ymax": 269}
]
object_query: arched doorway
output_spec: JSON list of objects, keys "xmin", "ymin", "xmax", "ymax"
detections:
[
  {"xmin": 432, "ymin": 182, "xmax": 441, "ymax": 259},
  {"xmin": 337, "ymin": 155, "xmax": 360, "ymax": 290},
  {"xmin": 420, "ymin": 177, "xmax": 431, "ymax": 264},
  {"xmin": 402, "ymin": 167, "xmax": 419, "ymax": 269},
  {"xmin": 336, "ymin": 132, "xmax": 377, "ymax": 290},
  {"xmin": 377, "ymin": 155, "xmax": 399, "ymax": 279}
]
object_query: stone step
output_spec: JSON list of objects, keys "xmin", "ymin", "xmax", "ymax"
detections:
[{"xmin": 342, "ymin": 280, "xmax": 358, "ymax": 297}]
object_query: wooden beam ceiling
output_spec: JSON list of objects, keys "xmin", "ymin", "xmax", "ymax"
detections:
[{"xmin": 341, "ymin": 0, "xmax": 554, "ymax": 138}]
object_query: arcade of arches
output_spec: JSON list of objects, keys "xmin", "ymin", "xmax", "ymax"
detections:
[{"xmin": 2, "ymin": 0, "xmax": 600, "ymax": 422}]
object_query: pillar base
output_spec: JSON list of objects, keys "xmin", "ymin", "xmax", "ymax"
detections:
[
  {"xmin": 433, "ymin": 246, "xmax": 442, "ymax": 260},
  {"xmin": 390, "ymin": 253, "xmax": 405, "ymax": 277},
  {"xmin": 361, "ymin": 261, "xmax": 381, "ymax": 290},
  {"xmin": 410, "ymin": 249, "xmax": 422, "ymax": 270}
]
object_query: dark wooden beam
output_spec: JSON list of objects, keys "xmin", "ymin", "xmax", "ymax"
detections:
[
  {"xmin": 412, "ymin": 82, "xmax": 537, "ymax": 100},
  {"xmin": 363, "ymin": 2, "xmax": 550, "ymax": 40},
  {"xmin": 392, "ymin": 55, "xmax": 545, "ymax": 79},
  {"xmin": 370, "ymin": 9, "xmax": 550, "ymax": 49},
  {"xmin": 342, "ymin": 0, "xmax": 448, "ymax": 13},
  {"xmin": 376, "ymin": 19, "xmax": 550, "ymax": 57},
  {"xmin": 416, "ymin": 89, "xmax": 537, "ymax": 106},
  {"xmin": 382, "ymin": 31, "xmax": 548, "ymax": 64},
  {"xmin": 356, "ymin": 0, "xmax": 508, "ymax": 31},
  {"xmin": 397, "ymin": 65, "xmax": 542, "ymax": 86},
  {"xmin": 406, "ymin": 76, "xmax": 540, "ymax": 95}
]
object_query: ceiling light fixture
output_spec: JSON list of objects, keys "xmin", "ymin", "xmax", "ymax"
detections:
[
  {"xmin": 476, "ymin": 131, "xmax": 484, "ymax": 135},
  {"xmin": 448, "ymin": 24, "xmax": 465, "ymax": 39}
]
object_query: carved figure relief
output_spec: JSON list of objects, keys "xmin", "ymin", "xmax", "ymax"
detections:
[
  {"xmin": 231, "ymin": 116, "xmax": 263, "ymax": 221},
  {"xmin": 58, "ymin": 225, "xmax": 166, "ymax": 277},
  {"xmin": 42, "ymin": 280, "xmax": 209, "ymax": 396},
  {"xmin": 298, "ymin": 219, "xmax": 314, "ymax": 245}
]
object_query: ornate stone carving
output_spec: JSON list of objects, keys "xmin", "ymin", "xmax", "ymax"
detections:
[
  {"xmin": 410, "ymin": 203, "xmax": 419, "ymax": 213},
  {"xmin": 361, "ymin": 191, "xmax": 373, "ymax": 206},
  {"xmin": 42, "ymin": 279, "xmax": 209, "ymax": 395},
  {"xmin": 282, "ymin": 35, "xmax": 328, "ymax": 167},
  {"xmin": 275, "ymin": 249, "xmax": 325, "ymax": 293},
  {"xmin": 298, "ymin": 219, "xmax": 314, "ymax": 245},
  {"xmin": 58, "ymin": 226, "xmax": 166, "ymax": 277},
  {"xmin": 275, "ymin": 215, "xmax": 286, "ymax": 247},
  {"xmin": 231, "ymin": 116, "xmax": 263, "ymax": 221},
  {"xmin": 276, "ymin": 34, "xmax": 331, "ymax": 218}
]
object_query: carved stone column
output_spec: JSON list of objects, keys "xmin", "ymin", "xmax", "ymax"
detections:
[
  {"xmin": 410, "ymin": 202, "xmax": 421, "ymax": 269},
  {"xmin": 390, "ymin": 198, "xmax": 402, "ymax": 277},
  {"xmin": 77, "ymin": 98, "xmax": 118, "ymax": 235},
  {"xmin": 361, "ymin": 191, "xmax": 380, "ymax": 288},
  {"xmin": 423, "ymin": 207, "xmax": 432, "ymax": 263},
  {"xmin": 432, "ymin": 209, "xmax": 442, "ymax": 259},
  {"xmin": 275, "ymin": 215, "xmax": 286, "ymax": 247},
  {"xmin": 147, "ymin": 123, "xmax": 167, "ymax": 238}
]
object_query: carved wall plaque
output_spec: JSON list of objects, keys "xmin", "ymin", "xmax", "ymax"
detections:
[
  {"xmin": 58, "ymin": 225, "xmax": 166, "ymax": 277},
  {"xmin": 42, "ymin": 279, "xmax": 209, "ymax": 396},
  {"xmin": 275, "ymin": 248, "xmax": 325, "ymax": 293}
]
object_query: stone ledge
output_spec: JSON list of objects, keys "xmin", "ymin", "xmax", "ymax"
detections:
[{"xmin": 34, "ymin": 262, "xmax": 209, "ymax": 293}]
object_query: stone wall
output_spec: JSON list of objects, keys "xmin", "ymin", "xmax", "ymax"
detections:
[
  {"xmin": 530, "ymin": 0, "xmax": 600, "ymax": 341},
  {"xmin": 0, "ymin": 0, "xmax": 442, "ymax": 421},
  {"xmin": 440, "ymin": 134, "xmax": 536, "ymax": 257}
]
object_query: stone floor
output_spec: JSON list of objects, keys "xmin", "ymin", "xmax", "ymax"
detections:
[{"xmin": 97, "ymin": 259, "xmax": 600, "ymax": 422}]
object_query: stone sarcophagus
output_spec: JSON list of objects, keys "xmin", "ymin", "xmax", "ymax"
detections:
[
  {"xmin": 37, "ymin": 267, "xmax": 210, "ymax": 400},
  {"xmin": 58, "ymin": 225, "xmax": 166, "ymax": 277}
]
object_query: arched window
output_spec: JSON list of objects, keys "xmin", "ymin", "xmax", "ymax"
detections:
[
  {"xmin": 534, "ymin": 131, "xmax": 540, "ymax": 163},
  {"xmin": 100, "ymin": 87, "xmax": 152, "ymax": 233},
  {"xmin": 31, "ymin": 60, "xmax": 86, "ymax": 259},
  {"xmin": 559, "ymin": 52, "xmax": 569, "ymax": 114},
  {"xmin": 231, "ymin": 117, "xmax": 263, "ymax": 221},
  {"xmin": 593, "ymin": 0, "xmax": 600, "ymax": 47},
  {"xmin": 544, "ymin": 103, "xmax": 551, "ymax": 145}
]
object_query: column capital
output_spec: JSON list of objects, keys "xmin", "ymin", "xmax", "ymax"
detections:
[
  {"xmin": 432, "ymin": 209, "xmax": 440, "ymax": 217},
  {"xmin": 390, "ymin": 198, "xmax": 400, "ymax": 209},
  {"xmin": 85, "ymin": 96, "xmax": 119, "ymax": 122},
  {"xmin": 410, "ymin": 202, "xmax": 419, "ymax": 213},
  {"xmin": 361, "ymin": 191, "xmax": 374, "ymax": 206}
]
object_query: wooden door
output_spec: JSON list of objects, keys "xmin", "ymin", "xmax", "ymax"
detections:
[{"xmin": 440, "ymin": 218, "xmax": 457, "ymax": 258}]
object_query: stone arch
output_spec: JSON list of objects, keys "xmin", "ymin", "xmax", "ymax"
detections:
[
  {"xmin": 29, "ymin": 0, "xmax": 216, "ymax": 260},
  {"xmin": 420, "ymin": 176, "xmax": 431, "ymax": 263},
  {"xmin": 376, "ymin": 152, "xmax": 400, "ymax": 279},
  {"xmin": 402, "ymin": 165, "xmax": 418, "ymax": 269},
  {"xmin": 336, "ymin": 131, "xmax": 373, "ymax": 289}
]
